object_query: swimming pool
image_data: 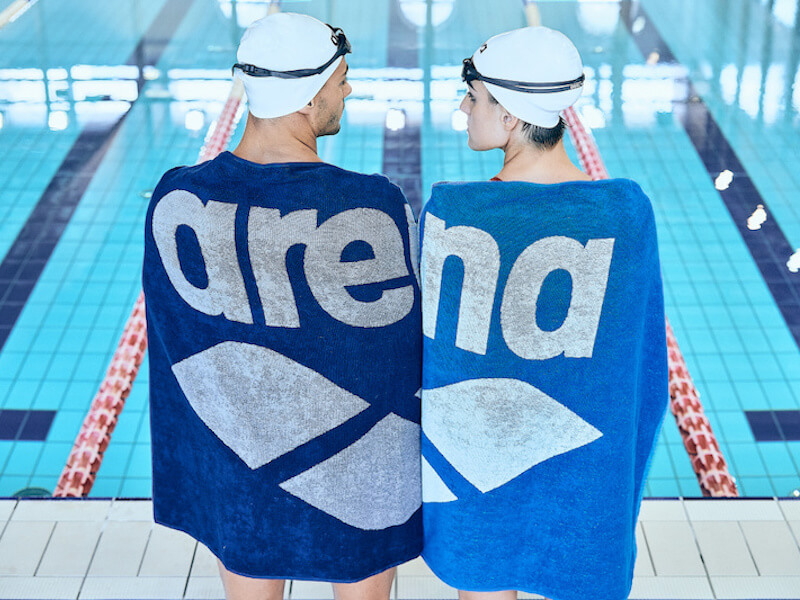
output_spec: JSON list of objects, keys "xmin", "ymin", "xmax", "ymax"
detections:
[{"xmin": 0, "ymin": 0, "xmax": 798, "ymax": 498}]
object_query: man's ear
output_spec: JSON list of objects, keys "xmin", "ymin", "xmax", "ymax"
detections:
[{"xmin": 297, "ymin": 100, "xmax": 314, "ymax": 116}]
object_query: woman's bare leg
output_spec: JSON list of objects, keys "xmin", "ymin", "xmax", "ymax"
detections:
[
  {"xmin": 332, "ymin": 567, "xmax": 396, "ymax": 600},
  {"xmin": 217, "ymin": 559, "xmax": 286, "ymax": 600},
  {"xmin": 458, "ymin": 590, "xmax": 518, "ymax": 600}
]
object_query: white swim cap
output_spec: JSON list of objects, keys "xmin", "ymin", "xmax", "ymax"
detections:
[
  {"xmin": 234, "ymin": 13, "xmax": 351, "ymax": 119},
  {"xmin": 469, "ymin": 26, "xmax": 584, "ymax": 128}
]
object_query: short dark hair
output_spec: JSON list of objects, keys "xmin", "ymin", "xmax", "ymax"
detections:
[{"xmin": 486, "ymin": 90, "xmax": 566, "ymax": 150}]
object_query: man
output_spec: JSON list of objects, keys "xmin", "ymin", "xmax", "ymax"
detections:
[{"xmin": 142, "ymin": 13, "xmax": 423, "ymax": 600}]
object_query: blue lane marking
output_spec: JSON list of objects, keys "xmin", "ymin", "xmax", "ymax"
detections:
[
  {"xmin": 745, "ymin": 410, "xmax": 800, "ymax": 442},
  {"xmin": 0, "ymin": 0, "xmax": 196, "ymax": 352},
  {"xmin": 621, "ymin": 0, "xmax": 800, "ymax": 349},
  {"xmin": 0, "ymin": 410, "xmax": 55, "ymax": 441},
  {"xmin": 383, "ymin": 0, "xmax": 423, "ymax": 214}
]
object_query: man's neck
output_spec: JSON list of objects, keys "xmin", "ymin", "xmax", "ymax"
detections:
[
  {"xmin": 496, "ymin": 139, "xmax": 591, "ymax": 184},
  {"xmin": 232, "ymin": 113, "xmax": 323, "ymax": 165}
]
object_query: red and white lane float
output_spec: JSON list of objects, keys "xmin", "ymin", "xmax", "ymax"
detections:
[
  {"xmin": 54, "ymin": 81, "xmax": 246, "ymax": 497},
  {"xmin": 563, "ymin": 106, "xmax": 738, "ymax": 497}
]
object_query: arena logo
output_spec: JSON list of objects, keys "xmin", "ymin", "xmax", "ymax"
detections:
[
  {"xmin": 420, "ymin": 212, "xmax": 615, "ymax": 502},
  {"xmin": 151, "ymin": 189, "xmax": 418, "ymax": 328},
  {"xmin": 149, "ymin": 189, "xmax": 423, "ymax": 529}
]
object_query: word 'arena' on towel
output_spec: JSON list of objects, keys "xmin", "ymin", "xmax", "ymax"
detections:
[
  {"xmin": 152, "ymin": 189, "xmax": 611, "ymax": 354},
  {"xmin": 150, "ymin": 189, "xmax": 420, "ymax": 328}
]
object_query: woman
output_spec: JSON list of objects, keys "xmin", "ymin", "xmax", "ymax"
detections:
[{"xmin": 418, "ymin": 26, "xmax": 668, "ymax": 600}]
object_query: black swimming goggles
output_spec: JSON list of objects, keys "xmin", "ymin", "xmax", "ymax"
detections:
[
  {"xmin": 462, "ymin": 57, "xmax": 584, "ymax": 94},
  {"xmin": 232, "ymin": 25, "xmax": 351, "ymax": 79}
]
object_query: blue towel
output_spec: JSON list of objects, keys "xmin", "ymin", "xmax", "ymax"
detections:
[
  {"xmin": 143, "ymin": 151, "xmax": 423, "ymax": 581},
  {"xmin": 419, "ymin": 180, "xmax": 668, "ymax": 599}
]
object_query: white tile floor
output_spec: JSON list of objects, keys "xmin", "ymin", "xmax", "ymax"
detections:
[{"xmin": 0, "ymin": 498, "xmax": 799, "ymax": 600}]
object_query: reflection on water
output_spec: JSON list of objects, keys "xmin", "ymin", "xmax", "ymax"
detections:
[
  {"xmin": 715, "ymin": 169, "xmax": 734, "ymax": 191},
  {"xmin": 217, "ymin": 0, "xmax": 273, "ymax": 29},
  {"xmin": 576, "ymin": 1, "xmax": 618, "ymax": 37},
  {"xmin": 0, "ymin": 64, "xmax": 231, "ymax": 133},
  {"xmin": 3, "ymin": 0, "xmax": 798, "ymax": 142},
  {"xmin": 747, "ymin": 204, "xmax": 768, "ymax": 231},
  {"xmin": 788, "ymin": 249, "xmax": 800, "ymax": 273},
  {"xmin": 399, "ymin": 0, "xmax": 456, "ymax": 28}
]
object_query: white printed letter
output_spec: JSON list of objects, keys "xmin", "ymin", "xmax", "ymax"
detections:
[
  {"xmin": 405, "ymin": 204, "xmax": 420, "ymax": 284},
  {"xmin": 152, "ymin": 190, "xmax": 252, "ymax": 324},
  {"xmin": 501, "ymin": 236, "xmax": 614, "ymax": 360},
  {"xmin": 305, "ymin": 208, "xmax": 414, "ymax": 328},
  {"xmin": 248, "ymin": 208, "xmax": 319, "ymax": 328},
  {"xmin": 421, "ymin": 214, "xmax": 500, "ymax": 355}
]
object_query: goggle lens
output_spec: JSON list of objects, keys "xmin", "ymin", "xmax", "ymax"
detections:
[{"xmin": 461, "ymin": 58, "xmax": 479, "ymax": 84}]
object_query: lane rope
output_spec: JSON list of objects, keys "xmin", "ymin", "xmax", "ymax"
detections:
[
  {"xmin": 53, "ymin": 58, "xmax": 252, "ymax": 497},
  {"xmin": 55, "ymin": 0, "xmax": 279, "ymax": 497},
  {"xmin": 56, "ymin": 0, "xmax": 736, "ymax": 499},
  {"xmin": 553, "ymin": 18, "xmax": 738, "ymax": 497}
]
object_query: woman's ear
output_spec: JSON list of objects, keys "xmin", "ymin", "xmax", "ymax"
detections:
[{"xmin": 501, "ymin": 109, "xmax": 518, "ymax": 132}]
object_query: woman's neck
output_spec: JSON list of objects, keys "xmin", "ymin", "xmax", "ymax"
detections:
[{"xmin": 495, "ymin": 139, "xmax": 591, "ymax": 184}]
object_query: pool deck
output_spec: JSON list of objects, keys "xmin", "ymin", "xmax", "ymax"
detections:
[{"xmin": 0, "ymin": 498, "xmax": 799, "ymax": 599}]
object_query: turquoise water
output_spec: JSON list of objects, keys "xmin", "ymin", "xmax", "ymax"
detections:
[{"xmin": 0, "ymin": 0, "xmax": 798, "ymax": 498}]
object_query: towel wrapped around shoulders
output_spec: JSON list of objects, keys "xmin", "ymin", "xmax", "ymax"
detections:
[
  {"xmin": 143, "ymin": 151, "xmax": 423, "ymax": 581},
  {"xmin": 419, "ymin": 179, "xmax": 668, "ymax": 600}
]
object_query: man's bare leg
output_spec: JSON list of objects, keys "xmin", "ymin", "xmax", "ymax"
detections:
[
  {"xmin": 332, "ymin": 567, "xmax": 396, "ymax": 600},
  {"xmin": 217, "ymin": 559, "xmax": 286, "ymax": 600},
  {"xmin": 459, "ymin": 590, "xmax": 518, "ymax": 600}
]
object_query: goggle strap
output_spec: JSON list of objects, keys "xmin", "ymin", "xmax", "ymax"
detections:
[
  {"xmin": 233, "ymin": 25, "xmax": 350, "ymax": 79},
  {"xmin": 463, "ymin": 58, "xmax": 585, "ymax": 94},
  {"xmin": 482, "ymin": 73, "xmax": 585, "ymax": 93}
]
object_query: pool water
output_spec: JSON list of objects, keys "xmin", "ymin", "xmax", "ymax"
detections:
[{"xmin": 0, "ymin": 0, "xmax": 798, "ymax": 498}]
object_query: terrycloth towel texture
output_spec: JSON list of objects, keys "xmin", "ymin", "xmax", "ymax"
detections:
[
  {"xmin": 143, "ymin": 151, "xmax": 423, "ymax": 581},
  {"xmin": 419, "ymin": 180, "xmax": 668, "ymax": 599}
]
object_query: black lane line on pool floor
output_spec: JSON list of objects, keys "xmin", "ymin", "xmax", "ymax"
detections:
[
  {"xmin": 0, "ymin": 0, "xmax": 196, "ymax": 352},
  {"xmin": 383, "ymin": 0, "xmax": 423, "ymax": 215},
  {"xmin": 745, "ymin": 410, "xmax": 800, "ymax": 442},
  {"xmin": 0, "ymin": 409, "xmax": 55, "ymax": 441},
  {"xmin": 621, "ymin": 1, "xmax": 800, "ymax": 349}
]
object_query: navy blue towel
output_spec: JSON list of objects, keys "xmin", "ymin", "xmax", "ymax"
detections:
[
  {"xmin": 419, "ymin": 180, "xmax": 668, "ymax": 599},
  {"xmin": 143, "ymin": 151, "xmax": 423, "ymax": 581}
]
